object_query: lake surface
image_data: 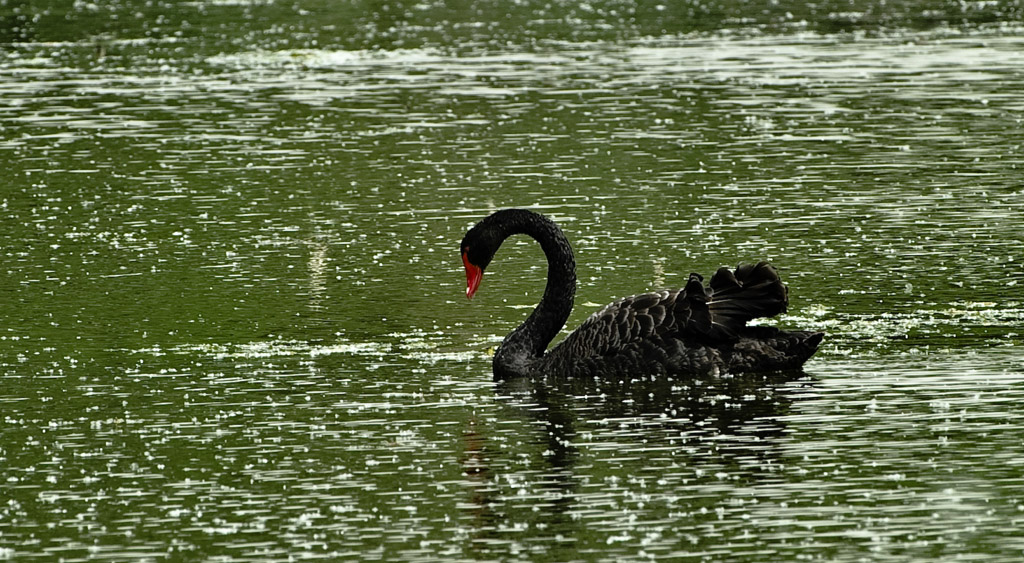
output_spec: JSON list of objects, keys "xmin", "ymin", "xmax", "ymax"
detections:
[{"xmin": 2, "ymin": 1, "xmax": 1023, "ymax": 561}]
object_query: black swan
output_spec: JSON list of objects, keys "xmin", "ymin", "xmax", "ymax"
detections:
[{"xmin": 460, "ymin": 209, "xmax": 823, "ymax": 379}]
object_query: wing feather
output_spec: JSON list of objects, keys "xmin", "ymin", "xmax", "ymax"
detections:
[{"xmin": 548, "ymin": 262, "xmax": 789, "ymax": 363}]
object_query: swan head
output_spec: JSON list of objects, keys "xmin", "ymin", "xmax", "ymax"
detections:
[{"xmin": 460, "ymin": 216, "xmax": 507, "ymax": 299}]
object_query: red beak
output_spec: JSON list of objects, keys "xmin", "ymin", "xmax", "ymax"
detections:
[{"xmin": 463, "ymin": 252, "xmax": 483, "ymax": 299}]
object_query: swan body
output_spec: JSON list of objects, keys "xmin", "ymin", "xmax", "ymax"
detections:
[{"xmin": 460, "ymin": 209, "xmax": 823, "ymax": 379}]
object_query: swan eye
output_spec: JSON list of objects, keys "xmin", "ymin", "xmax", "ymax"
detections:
[{"xmin": 462, "ymin": 245, "xmax": 483, "ymax": 267}]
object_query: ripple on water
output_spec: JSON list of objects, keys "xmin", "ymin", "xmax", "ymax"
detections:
[{"xmin": 4, "ymin": 21, "xmax": 1024, "ymax": 562}]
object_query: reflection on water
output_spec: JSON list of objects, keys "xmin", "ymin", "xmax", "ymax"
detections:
[
  {"xmin": 2, "ymin": 4, "xmax": 1024, "ymax": 561},
  {"xmin": 476, "ymin": 351, "xmax": 1024, "ymax": 561},
  {"xmin": 3, "ymin": 342, "xmax": 1022, "ymax": 560}
]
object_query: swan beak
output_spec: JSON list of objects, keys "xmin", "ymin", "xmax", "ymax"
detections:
[{"xmin": 463, "ymin": 253, "xmax": 483, "ymax": 299}]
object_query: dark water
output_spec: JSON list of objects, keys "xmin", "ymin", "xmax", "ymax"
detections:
[{"xmin": 2, "ymin": 1, "xmax": 1023, "ymax": 561}]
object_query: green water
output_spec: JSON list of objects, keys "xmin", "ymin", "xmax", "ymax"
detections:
[{"xmin": 2, "ymin": 1, "xmax": 1023, "ymax": 561}]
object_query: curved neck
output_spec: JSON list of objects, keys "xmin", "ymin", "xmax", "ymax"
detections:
[{"xmin": 490, "ymin": 210, "xmax": 576, "ymax": 377}]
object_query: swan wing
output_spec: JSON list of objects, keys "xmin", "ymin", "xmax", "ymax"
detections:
[{"xmin": 551, "ymin": 261, "xmax": 788, "ymax": 359}]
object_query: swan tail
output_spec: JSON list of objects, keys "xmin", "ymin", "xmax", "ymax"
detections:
[{"xmin": 729, "ymin": 328, "xmax": 825, "ymax": 372}]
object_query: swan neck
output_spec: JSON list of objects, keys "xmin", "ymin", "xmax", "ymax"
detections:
[{"xmin": 493, "ymin": 211, "xmax": 576, "ymax": 377}]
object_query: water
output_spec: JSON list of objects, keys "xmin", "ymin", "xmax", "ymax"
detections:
[{"xmin": 2, "ymin": 1, "xmax": 1024, "ymax": 561}]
